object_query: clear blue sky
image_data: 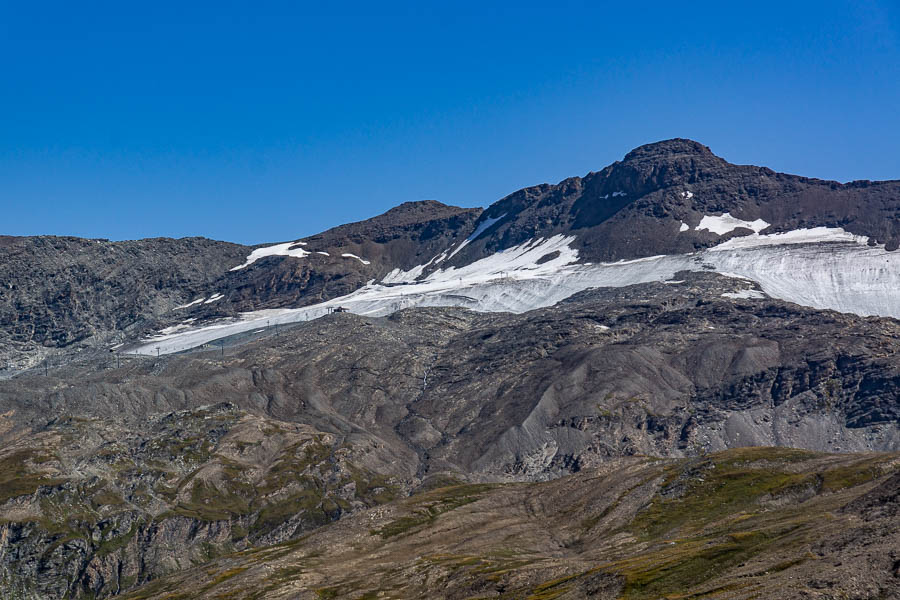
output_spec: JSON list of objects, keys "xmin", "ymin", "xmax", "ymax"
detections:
[{"xmin": 2, "ymin": 1, "xmax": 898, "ymax": 245}]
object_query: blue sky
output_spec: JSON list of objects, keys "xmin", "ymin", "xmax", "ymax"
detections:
[{"xmin": 2, "ymin": 1, "xmax": 898, "ymax": 245}]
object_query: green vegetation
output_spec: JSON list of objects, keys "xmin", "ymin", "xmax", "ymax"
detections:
[
  {"xmin": 629, "ymin": 447, "xmax": 819, "ymax": 540},
  {"xmin": 372, "ymin": 483, "xmax": 495, "ymax": 539},
  {"xmin": 820, "ymin": 454, "xmax": 893, "ymax": 491},
  {"xmin": 257, "ymin": 441, "xmax": 333, "ymax": 494},
  {"xmin": 604, "ymin": 447, "xmax": 890, "ymax": 599},
  {"xmin": 172, "ymin": 479, "xmax": 251, "ymax": 521},
  {"xmin": 197, "ymin": 566, "xmax": 249, "ymax": 593},
  {"xmin": 94, "ymin": 521, "xmax": 142, "ymax": 557},
  {"xmin": 526, "ymin": 572, "xmax": 581, "ymax": 599},
  {"xmin": 0, "ymin": 450, "xmax": 64, "ymax": 502},
  {"xmin": 250, "ymin": 487, "xmax": 330, "ymax": 536}
]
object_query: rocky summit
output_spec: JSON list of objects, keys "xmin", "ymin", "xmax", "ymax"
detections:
[{"xmin": 1, "ymin": 140, "xmax": 899, "ymax": 599}]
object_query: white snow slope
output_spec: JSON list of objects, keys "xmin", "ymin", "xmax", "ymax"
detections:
[
  {"xmin": 130, "ymin": 227, "xmax": 900, "ymax": 355},
  {"xmin": 696, "ymin": 213, "xmax": 770, "ymax": 235},
  {"xmin": 230, "ymin": 241, "xmax": 309, "ymax": 270}
]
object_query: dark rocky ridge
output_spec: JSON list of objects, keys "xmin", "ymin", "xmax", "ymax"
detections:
[
  {"xmin": 445, "ymin": 138, "xmax": 900, "ymax": 267},
  {"xmin": 208, "ymin": 200, "xmax": 481, "ymax": 313},
  {"xmin": 0, "ymin": 236, "xmax": 248, "ymax": 371}
]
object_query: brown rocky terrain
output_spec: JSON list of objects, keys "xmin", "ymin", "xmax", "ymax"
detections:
[
  {"xmin": 108, "ymin": 448, "xmax": 900, "ymax": 599},
  {"xmin": 1, "ymin": 273, "xmax": 899, "ymax": 597}
]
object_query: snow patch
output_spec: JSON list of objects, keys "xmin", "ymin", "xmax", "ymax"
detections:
[
  {"xmin": 681, "ymin": 190, "xmax": 694, "ymax": 199},
  {"xmin": 131, "ymin": 228, "xmax": 900, "ymax": 356},
  {"xmin": 447, "ymin": 213, "xmax": 508, "ymax": 260},
  {"xmin": 316, "ymin": 251, "xmax": 330, "ymax": 256},
  {"xmin": 425, "ymin": 234, "xmax": 580, "ymax": 285},
  {"xmin": 382, "ymin": 253, "xmax": 439, "ymax": 284},
  {"xmin": 341, "ymin": 253, "xmax": 371, "ymax": 265},
  {"xmin": 598, "ymin": 255, "xmax": 667, "ymax": 267},
  {"xmin": 159, "ymin": 319, "xmax": 199, "ymax": 335},
  {"xmin": 176, "ymin": 297, "xmax": 205, "ymax": 309},
  {"xmin": 722, "ymin": 289, "xmax": 766, "ymax": 299},
  {"xmin": 696, "ymin": 213, "xmax": 770, "ymax": 236},
  {"xmin": 231, "ymin": 241, "xmax": 309, "ymax": 270},
  {"xmin": 203, "ymin": 293, "xmax": 224, "ymax": 304},
  {"xmin": 679, "ymin": 222, "xmax": 689, "ymax": 232},
  {"xmin": 717, "ymin": 272, "xmax": 753, "ymax": 281},
  {"xmin": 468, "ymin": 213, "xmax": 507, "ymax": 242},
  {"xmin": 708, "ymin": 227, "xmax": 869, "ymax": 251}
]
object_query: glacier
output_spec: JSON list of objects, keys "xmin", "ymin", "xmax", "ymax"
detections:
[{"xmin": 129, "ymin": 230, "xmax": 900, "ymax": 356}]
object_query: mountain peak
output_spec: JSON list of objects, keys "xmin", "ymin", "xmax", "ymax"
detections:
[
  {"xmin": 622, "ymin": 138, "xmax": 714, "ymax": 163},
  {"xmin": 381, "ymin": 199, "xmax": 463, "ymax": 218}
]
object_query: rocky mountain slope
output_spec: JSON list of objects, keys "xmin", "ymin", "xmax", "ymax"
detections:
[
  {"xmin": 0, "ymin": 202, "xmax": 482, "ymax": 372},
  {"xmin": 112, "ymin": 447, "xmax": 900, "ymax": 600},
  {"xmin": 444, "ymin": 138, "xmax": 900, "ymax": 268},
  {"xmin": 120, "ymin": 139, "xmax": 900, "ymax": 357},
  {"xmin": 0, "ymin": 236, "xmax": 248, "ymax": 371},
  {"xmin": 2, "ymin": 139, "xmax": 899, "ymax": 598},
  {"xmin": 0, "ymin": 403, "xmax": 402, "ymax": 599},
  {"xmin": 2, "ymin": 272, "xmax": 900, "ymax": 597}
]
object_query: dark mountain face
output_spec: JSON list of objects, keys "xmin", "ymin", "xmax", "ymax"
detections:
[
  {"xmin": 0, "ymin": 202, "xmax": 481, "ymax": 370},
  {"xmin": 445, "ymin": 138, "xmax": 900, "ymax": 266},
  {"xmin": 0, "ymin": 236, "xmax": 248, "ymax": 370}
]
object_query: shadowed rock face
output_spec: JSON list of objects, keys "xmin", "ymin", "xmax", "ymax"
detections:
[
  {"xmin": 0, "ymin": 202, "xmax": 481, "ymax": 370},
  {"xmin": 0, "ymin": 236, "xmax": 249, "ymax": 370},
  {"xmin": 445, "ymin": 138, "xmax": 900, "ymax": 267}
]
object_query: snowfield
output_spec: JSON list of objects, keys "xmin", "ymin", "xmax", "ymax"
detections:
[
  {"xmin": 341, "ymin": 253, "xmax": 371, "ymax": 265},
  {"xmin": 448, "ymin": 212, "xmax": 507, "ymax": 259},
  {"xmin": 129, "ymin": 228, "xmax": 900, "ymax": 355},
  {"xmin": 230, "ymin": 241, "xmax": 309, "ymax": 270},
  {"xmin": 696, "ymin": 213, "xmax": 770, "ymax": 235}
]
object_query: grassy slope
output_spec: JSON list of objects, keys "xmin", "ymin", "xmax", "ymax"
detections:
[{"xmin": 112, "ymin": 447, "xmax": 900, "ymax": 600}]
